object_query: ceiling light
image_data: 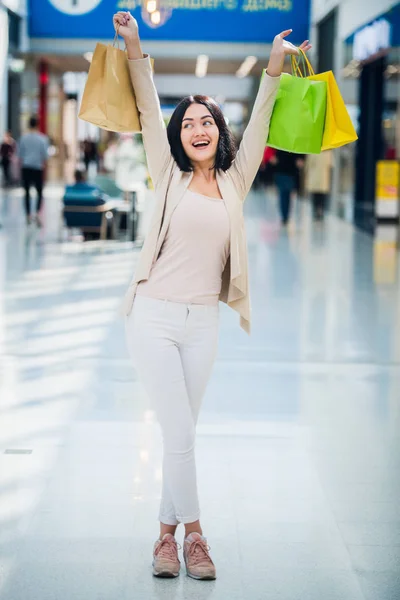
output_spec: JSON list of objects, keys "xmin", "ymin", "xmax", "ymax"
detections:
[
  {"xmin": 142, "ymin": 0, "xmax": 171, "ymax": 28},
  {"xmin": 196, "ymin": 55, "xmax": 209, "ymax": 78},
  {"xmin": 236, "ymin": 56, "xmax": 257, "ymax": 78},
  {"xmin": 150, "ymin": 10, "xmax": 161, "ymax": 25}
]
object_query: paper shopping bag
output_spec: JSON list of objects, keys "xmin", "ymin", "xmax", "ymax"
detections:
[
  {"xmin": 79, "ymin": 42, "xmax": 142, "ymax": 133},
  {"xmin": 292, "ymin": 50, "xmax": 357, "ymax": 151},
  {"xmin": 308, "ymin": 70, "xmax": 358, "ymax": 150},
  {"xmin": 266, "ymin": 72, "xmax": 327, "ymax": 154}
]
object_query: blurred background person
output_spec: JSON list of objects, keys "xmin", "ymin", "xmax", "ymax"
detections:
[
  {"xmin": 102, "ymin": 137, "xmax": 118, "ymax": 177},
  {"xmin": 1, "ymin": 131, "xmax": 16, "ymax": 188},
  {"xmin": 271, "ymin": 150, "xmax": 304, "ymax": 226},
  {"xmin": 82, "ymin": 138, "xmax": 99, "ymax": 178},
  {"xmin": 114, "ymin": 134, "xmax": 147, "ymax": 204},
  {"xmin": 101, "ymin": 134, "xmax": 148, "ymax": 241},
  {"xmin": 259, "ymin": 145, "xmax": 276, "ymax": 190},
  {"xmin": 18, "ymin": 116, "xmax": 49, "ymax": 226},
  {"xmin": 69, "ymin": 169, "xmax": 102, "ymax": 194},
  {"xmin": 114, "ymin": 134, "xmax": 148, "ymax": 242},
  {"xmin": 254, "ymin": 145, "xmax": 276, "ymax": 192},
  {"xmin": 97, "ymin": 137, "xmax": 108, "ymax": 172},
  {"xmin": 305, "ymin": 150, "xmax": 334, "ymax": 221}
]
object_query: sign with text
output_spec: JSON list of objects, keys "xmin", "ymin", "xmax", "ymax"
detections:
[
  {"xmin": 353, "ymin": 19, "xmax": 391, "ymax": 62},
  {"xmin": 375, "ymin": 160, "xmax": 400, "ymax": 219},
  {"xmin": 29, "ymin": 0, "xmax": 310, "ymax": 43}
]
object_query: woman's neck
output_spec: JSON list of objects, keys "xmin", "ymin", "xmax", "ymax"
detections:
[{"xmin": 192, "ymin": 162, "xmax": 216, "ymax": 182}]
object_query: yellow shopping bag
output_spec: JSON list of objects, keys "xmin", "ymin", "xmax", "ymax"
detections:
[
  {"xmin": 292, "ymin": 50, "xmax": 358, "ymax": 151},
  {"xmin": 79, "ymin": 34, "xmax": 145, "ymax": 133}
]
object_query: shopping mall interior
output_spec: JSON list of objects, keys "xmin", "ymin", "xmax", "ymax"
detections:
[{"xmin": 0, "ymin": 0, "xmax": 399, "ymax": 599}]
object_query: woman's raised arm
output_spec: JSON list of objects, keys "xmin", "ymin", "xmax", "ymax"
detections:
[
  {"xmin": 113, "ymin": 12, "xmax": 172, "ymax": 187},
  {"xmin": 232, "ymin": 32, "xmax": 312, "ymax": 198}
]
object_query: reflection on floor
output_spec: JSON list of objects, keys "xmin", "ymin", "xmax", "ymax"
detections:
[{"xmin": 0, "ymin": 185, "xmax": 400, "ymax": 600}]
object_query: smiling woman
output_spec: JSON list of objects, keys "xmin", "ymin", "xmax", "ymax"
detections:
[
  {"xmin": 112, "ymin": 9, "xmax": 311, "ymax": 582},
  {"xmin": 167, "ymin": 95, "xmax": 237, "ymax": 173}
]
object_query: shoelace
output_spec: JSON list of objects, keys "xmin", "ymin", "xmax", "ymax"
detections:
[
  {"xmin": 187, "ymin": 539, "xmax": 213, "ymax": 566},
  {"xmin": 156, "ymin": 538, "xmax": 181, "ymax": 561}
]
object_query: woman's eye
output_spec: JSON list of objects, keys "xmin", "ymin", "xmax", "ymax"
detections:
[
  {"xmin": 204, "ymin": 120, "xmax": 213, "ymax": 126},
  {"xmin": 183, "ymin": 123, "xmax": 192, "ymax": 129}
]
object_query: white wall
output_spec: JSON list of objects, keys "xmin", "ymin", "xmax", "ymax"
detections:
[
  {"xmin": 0, "ymin": 5, "xmax": 9, "ymax": 138},
  {"xmin": 0, "ymin": 0, "xmax": 27, "ymax": 137},
  {"xmin": 312, "ymin": 0, "xmax": 398, "ymax": 40}
]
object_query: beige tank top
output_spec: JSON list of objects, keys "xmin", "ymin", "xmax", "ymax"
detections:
[{"xmin": 136, "ymin": 189, "xmax": 230, "ymax": 305}]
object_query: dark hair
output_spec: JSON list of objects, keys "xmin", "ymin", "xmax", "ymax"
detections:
[
  {"xmin": 74, "ymin": 170, "xmax": 86, "ymax": 183},
  {"xmin": 167, "ymin": 96, "xmax": 237, "ymax": 172},
  {"xmin": 29, "ymin": 116, "xmax": 39, "ymax": 129}
]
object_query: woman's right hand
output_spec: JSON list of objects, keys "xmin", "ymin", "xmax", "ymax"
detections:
[{"xmin": 113, "ymin": 11, "xmax": 138, "ymax": 42}]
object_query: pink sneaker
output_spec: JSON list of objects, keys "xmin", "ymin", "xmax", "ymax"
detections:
[
  {"xmin": 183, "ymin": 532, "xmax": 216, "ymax": 580},
  {"xmin": 152, "ymin": 533, "xmax": 181, "ymax": 578}
]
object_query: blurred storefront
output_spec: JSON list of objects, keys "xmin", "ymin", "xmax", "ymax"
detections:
[
  {"xmin": 346, "ymin": 5, "xmax": 400, "ymax": 235},
  {"xmin": 0, "ymin": 0, "xmax": 25, "ymax": 139},
  {"xmin": 313, "ymin": 0, "xmax": 399, "ymax": 239}
]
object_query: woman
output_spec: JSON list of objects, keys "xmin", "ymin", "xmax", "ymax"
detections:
[
  {"xmin": 305, "ymin": 150, "xmax": 333, "ymax": 221},
  {"xmin": 115, "ymin": 11, "xmax": 311, "ymax": 580},
  {"xmin": 271, "ymin": 149, "xmax": 305, "ymax": 226}
]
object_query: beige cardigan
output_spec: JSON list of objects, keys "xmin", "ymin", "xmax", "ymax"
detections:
[{"xmin": 122, "ymin": 55, "xmax": 280, "ymax": 334}]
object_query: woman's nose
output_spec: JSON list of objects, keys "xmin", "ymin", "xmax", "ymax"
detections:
[{"xmin": 193, "ymin": 123, "xmax": 205, "ymax": 136}]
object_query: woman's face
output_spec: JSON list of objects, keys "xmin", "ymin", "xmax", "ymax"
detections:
[{"xmin": 180, "ymin": 103, "xmax": 220, "ymax": 165}]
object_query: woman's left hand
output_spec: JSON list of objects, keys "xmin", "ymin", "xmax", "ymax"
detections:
[{"xmin": 267, "ymin": 30, "xmax": 312, "ymax": 77}]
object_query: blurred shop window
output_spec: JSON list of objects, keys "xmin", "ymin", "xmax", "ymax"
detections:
[
  {"xmin": 338, "ymin": 105, "xmax": 359, "ymax": 222},
  {"xmin": 383, "ymin": 103, "xmax": 399, "ymax": 161},
  {"xmin": 7, "ymin": 9, "xmax": 21, "ymax": 53},
  {"xmin": 396, "ymin": 102, "xmax": 400, "ymax": 160}
]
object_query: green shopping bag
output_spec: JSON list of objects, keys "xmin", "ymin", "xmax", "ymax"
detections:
[{"xmin": 264, "ymin": 60, "xmax": 327, "ymax": 154}]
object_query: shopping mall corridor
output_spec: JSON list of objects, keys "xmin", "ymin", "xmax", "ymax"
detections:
[{"xmin": 0, "ymin": 187, "xmax": 399, "ymax": 600}]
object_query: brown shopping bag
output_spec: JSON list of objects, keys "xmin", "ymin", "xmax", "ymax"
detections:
[{"xmin": 79, "ymin": 37, "xmax": 142, "ymax": 133}]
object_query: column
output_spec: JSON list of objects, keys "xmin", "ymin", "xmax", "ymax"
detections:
[{"xmin": 0, "ymin": 6, "xmax": 9, "ymax": 136}]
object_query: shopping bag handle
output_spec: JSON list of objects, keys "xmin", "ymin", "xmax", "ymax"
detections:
[
  {"xmin": 291, "ymin": 48, "xmax": 315, "ymax": 78},
  {"xmin": 113, "ymin": 27, "xmax": 127, "ymax": 51},
  {"xmin": 291, "ymin": 56, "xmax": 303, "ymax": 78},
  {"xmin": 113, "ymin": 28, "xmax": 120, "ymax": 50}
]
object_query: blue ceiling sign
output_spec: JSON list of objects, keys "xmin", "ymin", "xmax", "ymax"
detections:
[
  {"xmin": 29, "ymin": 0, "xmax": 311, "ymax": 44},
  {"xmin": 345, "ymin": 3, "xmax": 400, "ymax": 47}
]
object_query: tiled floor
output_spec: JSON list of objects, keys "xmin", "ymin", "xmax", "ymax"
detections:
[{"xmin": 0, "ymin": 185, "xmax": 399, "ymax": 599}]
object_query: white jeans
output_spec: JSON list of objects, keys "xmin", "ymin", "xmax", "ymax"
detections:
[{"xmin": 125, "ymin": 295, "xmax": 219, "ymax": 525}]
